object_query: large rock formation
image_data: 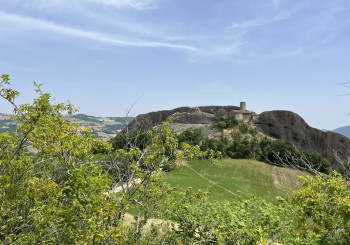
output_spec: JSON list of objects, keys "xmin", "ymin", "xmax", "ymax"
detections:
[
  {"xmin": 123, "ymin": 105, "xmax": 256, "ymax": 133},
  {"xmin": 121, "ymin": 105, "xmax": 350, "ymax": 168},
  {"xmin": 253, "ymin": 110, "xmax": 350, "ymax": 168}
]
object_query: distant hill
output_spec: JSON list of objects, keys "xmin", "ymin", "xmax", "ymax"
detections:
[
  {"xmin": 0, "ymin": 113, "xmax": 133, "ymax": 141},
  {"xmin": 331, "ymin": 126, "xmax": 350, "ymax": 139},
  {"xmin": 66, "ymin": 114, "xmax": 133, "ymax": 141},
  {"xmin": 0, "ymin": 114, "xmax": 17, "ymax": 134}
]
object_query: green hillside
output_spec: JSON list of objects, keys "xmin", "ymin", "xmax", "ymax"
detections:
[{"xmin": 164, "ymin": 158, "xmax": 310, "ymax": 202}]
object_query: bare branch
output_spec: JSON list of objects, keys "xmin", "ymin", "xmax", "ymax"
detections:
[
  {"xmin": 263, "ymin": 144, "xmax": 320, "ymax": 174},
  {"xmin": 192, "ymin": 239, "xmax": 217, "ymax": 244},
  {"xmin": 333, "ymin": 149, "xmax": 350, "ymax": 180}
]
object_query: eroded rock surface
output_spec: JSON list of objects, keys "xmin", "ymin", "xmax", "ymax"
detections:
[
  {"xmin": 122, "ymin": 106, "xmax": 350, "ymax": 168},
  {"xmin": 254, "ymin": 110, "xmax": 350, "ymax": 168},
  {"xmin": 123, "ymin": 106, "xmax": 241, "ymax": 133}
]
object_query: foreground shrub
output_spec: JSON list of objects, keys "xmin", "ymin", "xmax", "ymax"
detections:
[
  {"xmin": 290, "ymin": 172, "xmax": 350, "ymax": 244},
  {"xmin": 0, "ymin": 75, "xmax": 215, "ymax": 244}
]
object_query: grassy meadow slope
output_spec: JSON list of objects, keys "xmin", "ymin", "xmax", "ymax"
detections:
[{"xmin": 164, "ymin": 159, "xmax": 310, "ymax": 202}]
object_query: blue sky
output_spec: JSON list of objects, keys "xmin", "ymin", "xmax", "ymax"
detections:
[{"xmin": 1, "ymin": 0, "xmax": 350, "ymax": 130}]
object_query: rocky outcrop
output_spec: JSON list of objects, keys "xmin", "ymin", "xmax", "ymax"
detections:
[
  {"xmin": 254, "ymin": 110, "xmax": 350, "ymax": 168},
  {"xmin": 121, "ymin": 106, "xmax": 350, "ymax": 168},
  {"xmin": 123, "ymin": 106, "xmax": 241, "ymax": 133}
]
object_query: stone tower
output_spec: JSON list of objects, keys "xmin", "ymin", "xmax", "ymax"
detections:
[{"xmin": 240, "ymin": 102, "xmax": 246, "ymax": 111}]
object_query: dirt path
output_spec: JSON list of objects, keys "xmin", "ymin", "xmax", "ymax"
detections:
[
  {"xmin": 271, "ymin": 166, "xmax": 305, "ymax": 193},
  {"xmin": 183, "ymin": 163, "xmax": 241, "ymax": 198},
  {"xmin": 272, "ymin": 166, "xmax": 290, "ymax": 192}
]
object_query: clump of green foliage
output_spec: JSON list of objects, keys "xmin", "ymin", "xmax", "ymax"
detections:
[
  {"xmin": 177, "ymin": 119, "xmax": 331, "ymax": 174},
  {"xmin": 289, "ymin": 171, "xmax": 350, "ymax": 244},
  {"xmin": 111, "ymin": 128, "xmax": 222, "ymax": 171},
  {"xmin": 213, "ymin": 114, "xmax": 239, "ymax": 131},
  {"xmin": 0, "ymin": 74, "xmax": 215, "ymax": 244},
  {"xmin": 166, "ymin": 192, "xmax": 304, "ymax": 244}
]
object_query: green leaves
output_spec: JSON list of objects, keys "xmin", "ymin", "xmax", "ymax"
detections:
[
  {"xmin": 0, "ymin": 75, "xmax": 119, "ymax": 243},
  {"xmin": 213, "ymin": 114, "xmax": 239, "ymax": 131},
  {"xmin": 1, "ymin": 74, "xmax": 19, "ymax": 104},
  {"xmin": 165, "ymin": 192, "xmax": 301, "ymax": 244},
  {"xmin": 290, "ymin": 171, "xmax": 350, "ymax": 244}
]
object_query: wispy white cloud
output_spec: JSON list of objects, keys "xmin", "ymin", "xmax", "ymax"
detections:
[
  {"xmin": 3, "ymin": 1, "xmax": 330, "ymax": 63},
  {"xmin": 230, "ymin": 13, "xmax": 289, "ymax": 29},
  {"xmin": 89, "ymin": 0, "xmax": 159, "ymax": 10},
  {"xmin": 18, "ymin": 0, "xmax": 160, "ymax": 10},
  {"xmin": 82, "ymin": 9, "xmax": 165, "ymax": 38},
  {"xmin": 270, "ymin": 0, "xmax": 282, "ymax": 9},
  {"xmin": 0, "ymin": 10, "xmax": 250, "ymax": 62},
  {"xmin": 316, "ymin": 1, "xmax": 349, "ymax": 31},
  {"xmin": 290, "ymin": 1, "xmax": 350, "ymax": 52},
  {"xmin": 0, "ymin": 11, "xmax": 196, "ymax": 52},
  {"xmin": 189, "ymin": 41, "xmax": 243, "ymax": 63}
]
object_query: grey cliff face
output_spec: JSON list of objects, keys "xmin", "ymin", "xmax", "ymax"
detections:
[{"xmin": 254, "ymin": 110, "xmax": 350, "ymax": 168}]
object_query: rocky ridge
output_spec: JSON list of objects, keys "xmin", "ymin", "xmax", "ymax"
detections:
[
  {"xmin": 122, "ymin": 106, "xmax": 247, "ymax": 138},
  {"xmin": 123, "ymin": 106, "xmax": 350, "ymax": 168},
  {"xmin": 121, "ymin": 105, "xmax": 257, "ymax": 133}
]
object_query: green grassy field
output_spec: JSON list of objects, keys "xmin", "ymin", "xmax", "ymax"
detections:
[{"xmin": 163, "ymin": 158, "xmax": 310, "ymax": 202}]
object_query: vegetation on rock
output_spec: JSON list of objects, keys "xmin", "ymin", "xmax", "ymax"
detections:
[{"xmin": 177, "ymin": 118, "xmax": 331, "ymax": 174}]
